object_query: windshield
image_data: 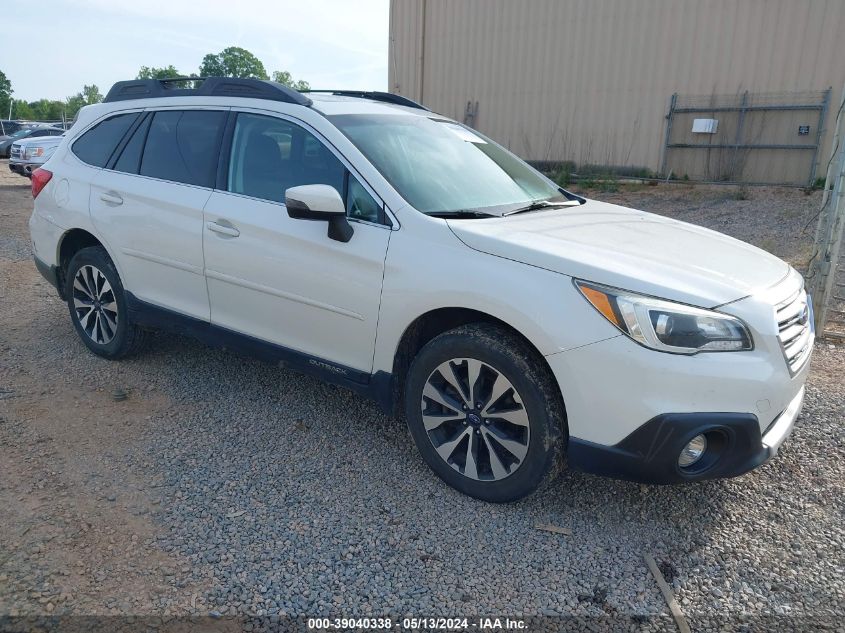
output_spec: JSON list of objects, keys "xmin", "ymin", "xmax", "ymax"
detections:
[
  {"xmin": 330, "ymin": 114, "xmax": 566, "ymax": 215},
  {"xmin": 10, "ymin": 129, "xmax": 31, "ymax": 139}
]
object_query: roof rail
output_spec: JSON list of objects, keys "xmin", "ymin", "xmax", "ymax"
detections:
[
  {"xmin": 103, "ymin": 77, "xmax": 312, "ymax": 106},
  {"xmin": 303, "ymin": 90, "xmax": 428, "ymax": 111}
]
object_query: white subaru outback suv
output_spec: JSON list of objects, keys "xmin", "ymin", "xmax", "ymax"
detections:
[{"xmin": 29, "ymin": 77, "xmax": 812, "ymax": 502}]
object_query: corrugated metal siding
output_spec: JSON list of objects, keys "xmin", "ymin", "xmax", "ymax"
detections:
[{"xmin": 389, "ymin": 0, "xmax": 845, "ymax": 179}]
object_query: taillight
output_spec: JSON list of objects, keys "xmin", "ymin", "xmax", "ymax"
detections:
[{"xmin": 31, "ymin": 168, "xmax": 52, "ymax": 199}]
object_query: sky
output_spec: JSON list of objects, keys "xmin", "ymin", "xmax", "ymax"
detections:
[{"xmin": 3, "ymin": 0, "xmax": 389, "ymax": 103}]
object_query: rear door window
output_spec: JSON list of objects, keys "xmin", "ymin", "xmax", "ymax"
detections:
[
  {"xmin": 140, "ymin": 110, "xmax": 225, "ymax": 187},
  {"xmin": 71, "ymin": 113, "xmax": 140, "ymax": 167}
]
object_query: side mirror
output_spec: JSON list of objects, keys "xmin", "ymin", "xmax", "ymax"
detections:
[{"xmin": 285, "ymin": 184, "xmax": 354, "ymax": 243}]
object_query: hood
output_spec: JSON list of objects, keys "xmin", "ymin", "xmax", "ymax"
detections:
[
  {"xmin": 447, "ymin": 199, "xmax": 789, "ymax": 307},
  {"xmin": 15, "ymin": 135, "xmax": 63, "ymax": 147}
]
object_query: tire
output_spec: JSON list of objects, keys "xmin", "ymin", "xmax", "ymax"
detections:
[
  {"xmin": 405, "ymin": 323, "xmax": 566, "ymax": 502},
  {"xmin": 65, "ymin": 246, "xmax": 146, "ymax": 359}
]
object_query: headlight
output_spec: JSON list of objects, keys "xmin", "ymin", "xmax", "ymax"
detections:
[
  {"xmin": 25, "ymin": 147, "xmax": 45, "ymax": 159},
  {"xmin": 575, "ymin": 280, "xmax": 753, "ymax": 354}
]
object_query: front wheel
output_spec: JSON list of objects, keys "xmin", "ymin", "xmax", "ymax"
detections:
[
  {"xmin": 404, "ymin": 324, "xmax": 565, "ymax": 502},
  {"xmin": 65, "ymin": 246, "xmax": 146, "ymax": 359}
]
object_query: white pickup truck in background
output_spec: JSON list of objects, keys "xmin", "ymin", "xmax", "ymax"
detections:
[{"xmin": 10, "ymin": 133, "xmax": 64, "ymax": 178}]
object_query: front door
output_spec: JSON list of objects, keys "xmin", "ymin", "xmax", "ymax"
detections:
[{"xmin": 202, "ymin": 112, "xmax": 391, "ymax": 374}]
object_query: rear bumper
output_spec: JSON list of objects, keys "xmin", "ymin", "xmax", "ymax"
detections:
[
  {"xmin": 567, "ymin": 386, "xmax": 805, "ymax": 483},
  {"xmin": 34, "ymin": 255, "xmax": 61, "ymax": 295}
]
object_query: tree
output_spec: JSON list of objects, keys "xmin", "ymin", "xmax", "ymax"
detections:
[
  {"xmin": 13, "ymin": 101, "xmax": 34, "ymax": 120},
  {"xmin": 137, "ymin": 65, "xmax": 182, "ymax": 80},
  {"xmin": 82, "ymin": 84, "xmax": 103, "ymax": 105},
  {"xmin": 56, "ymin": 84, "xmax": 103, "ymax": 120},
  {"xmin": 29, "ymin": 99, "xmax": 63, "ymax": 120},
  {"xmin": 65, "ymin": 94, "xmax": 86, "ymax": 118},
  {"xmin": 0, "ymin": 70, "xmax": 12, "ymax": 118},
  {"xmin": 199, "ymin": 47, "xmax": 268, "ymax": 79},
  {"xmin": 271, "ymin": 70, "xmax": 310, "ymax": 91}
]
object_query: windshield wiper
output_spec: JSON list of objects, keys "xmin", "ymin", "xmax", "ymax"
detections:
[
  {"xmin": 503, "ymin": 199, "xmax": 581, "ymax": 216},
  {"xmin": 426, "ymin": 210, "xmax": 498, "ymax": 219}
]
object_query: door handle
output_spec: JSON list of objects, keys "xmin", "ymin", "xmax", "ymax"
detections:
[
  {"xmin": 99, "ymin": 191, "xmax": 123, "ymax": 206},
  {"xmin": 206, "ymin": 221, "xmax": 240, "ymax": 238}
]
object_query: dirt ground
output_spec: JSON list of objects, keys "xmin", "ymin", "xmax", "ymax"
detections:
[
  {"xmin": 1, "ymin": 165, "xmax": 843, "ymax": 632},
  {"xmin": 0, "ymin": 169, "xmax": 209, "ymax": 620}
]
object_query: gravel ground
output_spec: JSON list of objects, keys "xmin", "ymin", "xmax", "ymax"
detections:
[{"xmin": 1, "ymin": 167, "xmax": 843, "ymax": 632}]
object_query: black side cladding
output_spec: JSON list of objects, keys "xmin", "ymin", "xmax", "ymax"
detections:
[{"xmin": 123, "ymin": 292, "xmax": 394, "ymax": 414}]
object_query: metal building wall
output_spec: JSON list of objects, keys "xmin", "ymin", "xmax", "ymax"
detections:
[{"xmin": 389, "ymin": 0, "xmax": 845, "ymax": 181}]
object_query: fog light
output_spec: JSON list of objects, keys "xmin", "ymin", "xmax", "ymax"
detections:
[{"xmin": 678, "ymin": 434, "xmax": 707, "ymax": 468}]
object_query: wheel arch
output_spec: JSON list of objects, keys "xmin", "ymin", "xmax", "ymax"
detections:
[
  {"xmin": 55, "ymin": 228, "xmax": 117, "ymax": 299},
  {"xmin": 384, "ymin": 307, "xmax": 565, "ymax": 422}
]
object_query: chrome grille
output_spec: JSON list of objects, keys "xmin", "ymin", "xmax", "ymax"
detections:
[
  {"xmin": 775, "ymin": 286, "xmax": 812, "ymax": 374},
  {"xmin": 10, "ymin": 143, "xmax": 22, "ymax": 159}
]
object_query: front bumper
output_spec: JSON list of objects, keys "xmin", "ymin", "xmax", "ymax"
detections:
[
  {"xmin": 9, "ymin": 160, "xmax": 43, "ymax": 177},
  {"xmin": 566, "ymin": 386, "xmax": 804, "ymax": 483}
]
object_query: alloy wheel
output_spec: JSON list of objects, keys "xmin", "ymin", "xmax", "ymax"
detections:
[
  {"xmin": 420, "ymin": 358, "xmax": 530, "ymax": 481},
  {"xmin": 72, "ymin": 265, "xmax": 118, "ymax": 345}
]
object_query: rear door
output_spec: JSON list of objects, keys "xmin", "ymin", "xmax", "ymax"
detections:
[{"xmin": 89, "ymin": 108, "xmax": 227, "ymax": 320}]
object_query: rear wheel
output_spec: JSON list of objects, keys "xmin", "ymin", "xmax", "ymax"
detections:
[
  {"xmin": 65, "ymin": 246, "xmax": 146, "ymax": 359},
  {"xmin": 405, "ymin": 324, "xmax": 565, "ymax": 502}
]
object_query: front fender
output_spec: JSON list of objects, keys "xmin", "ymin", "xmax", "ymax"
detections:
[{"xmin": 372, "ymin": 219, "xmax": 618, "ymax": 374}]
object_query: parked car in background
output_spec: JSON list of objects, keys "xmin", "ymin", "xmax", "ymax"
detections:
[
  {"xmin": 0, "ymin": 120, "xmax": 27, "ymax": 136},
  {"xmin": 42, "ymin": 120, "xmax": 73, "ymax": 131},
  {"xmin": 0, "ymin": 126, "xmax": 65, "ymax": 158},
  {"xmin": 9, "ymin": 134, "xmax": 63, "ymax": 177}
]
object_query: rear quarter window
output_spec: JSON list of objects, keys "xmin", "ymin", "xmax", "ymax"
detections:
[{"xmin": 71, "ymin": 113, "xmax": 140, "ymax": 168}]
